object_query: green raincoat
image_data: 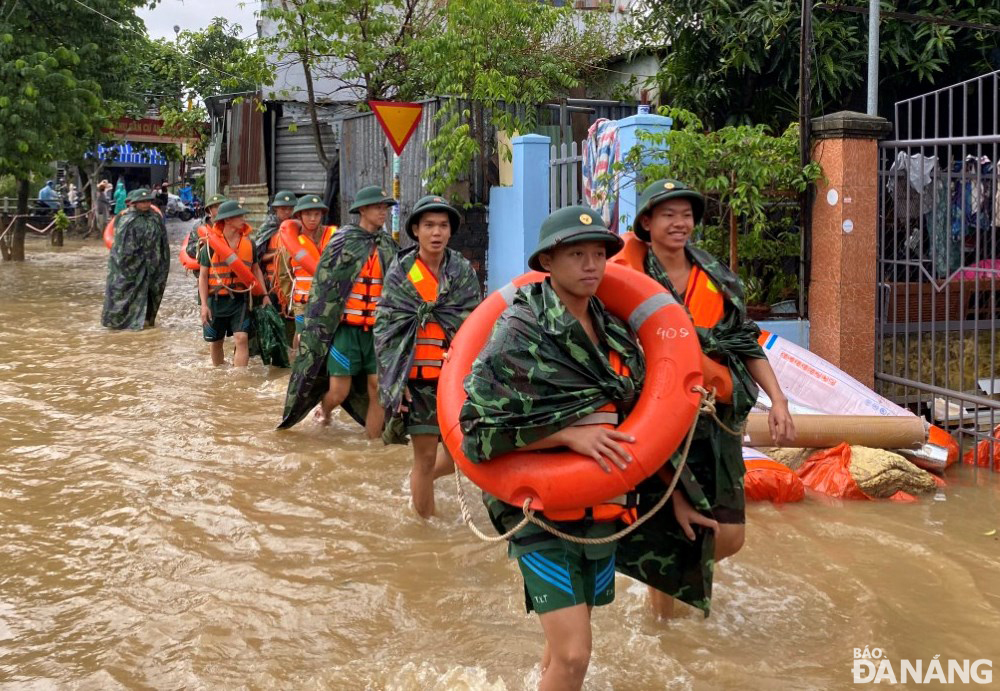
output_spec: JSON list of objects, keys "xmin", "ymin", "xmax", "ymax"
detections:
[
  {"xmin": 100, "ymin": 208, "xmax": 170, "ymax": 330},
  {"xmin": 251, "ymin": 213, "xmax": 280, "ymax": 253},
  {"xmin": 278, "ymin": 224, "xmax": 398, "ymax": 429},
  {"xmin": 610, "ymin": 243, "xmax": 765, "ymax": 615},
  {"xmin": 374, "ymin": 246, "xmax": 481, "ymax": 425}
]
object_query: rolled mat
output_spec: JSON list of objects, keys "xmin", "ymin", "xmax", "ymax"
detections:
[{"xmin": 743, "ymin": 414, "xmax": 927, "ymax": 450}]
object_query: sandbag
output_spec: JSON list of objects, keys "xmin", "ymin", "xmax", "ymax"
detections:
[
  {"xmin": 756, "ymin": 447, "xmax": 814, "ymax": 471},
  {"xmin": 796, "ymin": 443, "xmax": 937, "ymax": 501},
  {"xmin": 742, "ymin": 448, "xmax": 805, "ymax": 504},
  {"xmin": 963, "ymin": 424, "xmax": 1000, "ymax": 471}
]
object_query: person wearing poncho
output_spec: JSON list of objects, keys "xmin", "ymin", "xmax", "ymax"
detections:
[
  {"xmin": 278, "ymin": 186, "xmax": 399, "ymax": 437},
  {"xmin": 101, "ymin": 188, "xmax": 170, "ymax": 331},
  {"xmin": 614, "ymin": 178, "xmax": 796, "ymax": 618},
  {"xmin": 112, "ymin": 179, "xmax": 127, "ymax": 215},
  {"xmin": 374, "ymin": 196, "xmax": 481, "ymax": 518},
  {"xmin": 460, "ymin": 206, "xmax": 717, "ymax": 690},
  {"xmin": 251, "ymin": 190, "xmax": 297, "ymax": 317}
]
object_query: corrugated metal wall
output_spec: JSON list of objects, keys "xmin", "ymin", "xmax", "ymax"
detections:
[
  {"xmin": 228, "ymin": 98, "xmax": 266, "ymax": 186},
  {"xmin": 275, "ymin": 116, "xmax": 337, "ymax": 195},
  {"xmin": 339, "ymin": 99, "xmax": 444, "ymax": 225}
]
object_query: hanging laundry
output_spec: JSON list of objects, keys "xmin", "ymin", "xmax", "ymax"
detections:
[{"xmin": 582, "ymin": 118, "xmax": 621, "ymax": 232}]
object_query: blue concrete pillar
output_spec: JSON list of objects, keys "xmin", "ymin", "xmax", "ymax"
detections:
[
  {"xmin": 487, "ymin": 134, "xmax": 551, "ymax": 292},
  {"xmin": 616, "ymin": 114, "xmax": 672, "ymax": 233}
]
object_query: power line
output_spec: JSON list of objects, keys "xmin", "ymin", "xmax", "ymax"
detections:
[
  {"xmin": 66, "ymin": 0, "xmax": 252, "ymax": 84},
  {"xmin": 820, "ymin": 4, "xmax": 1000, "ymax": 33}
]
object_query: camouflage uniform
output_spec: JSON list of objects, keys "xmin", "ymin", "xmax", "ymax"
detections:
[
  {"xmin": 278, "ymin": 224, "xmax": 398, "ymax": 429},
  {"xmin": 100, "ymin": 203, "xmax": 170, "ymax": 330},
  {"xmin": 612, "ymin": 181, "xmax": 766, "ymax": 614},
  {"xmin": 374, "ymin": 246, "xmax": 481, "ymax": 441}
]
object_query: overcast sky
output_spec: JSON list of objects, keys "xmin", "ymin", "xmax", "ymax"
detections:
[{"xmin": 137, "ymin": 0, "xmax": 259, "ymax": 40}]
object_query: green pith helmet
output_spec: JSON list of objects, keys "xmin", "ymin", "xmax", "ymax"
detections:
[
  {"xmin": 292, "ymin": 194, "xmax": 328, "ymax": 215},
  {"xmin": 129, "ymin": 188, "xmax": 154, "ymax": 203},
  {"xmin": 404, "ymin": 195, "xmax": 461, "ymax": 240},
  {"xmin": 214, "ymin": 200, "xmax": 247, "ymax": 222},
  {"xmin": 528, "ymin": 205, "xmax": 624, "ymax": 272},
  {"xmin": 632, "ymin": 178, "xmax": 705, "ymax": 241},
  {"xmin": 205, "ymin": 193, "xmax": 228, "ymax": 210},
  {"xmin": 271, "ymin": 190, "xmax": 297, "ymax": 207},
  {"xmin": 349, "ymin": 185, "xmax": 397, "ymax": 213}
]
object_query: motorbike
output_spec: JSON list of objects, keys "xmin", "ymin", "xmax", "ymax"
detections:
[{"xmin": 165, "ymin": 194, "xmax": 195, "ymax": 222}]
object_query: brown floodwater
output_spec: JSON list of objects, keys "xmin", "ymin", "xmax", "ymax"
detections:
[{"xmin": 1, "ymin": 227, "xmax": 999, "ymax": 690}]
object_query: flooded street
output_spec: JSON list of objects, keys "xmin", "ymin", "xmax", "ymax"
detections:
[{"xmin": 2, "ymin": 225, "xmax": 1000, "ymax": 690}]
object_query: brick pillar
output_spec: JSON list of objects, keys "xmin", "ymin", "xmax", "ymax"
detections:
[{"xmin": 808, "ymin": 111, "xmax": 892, "ymax": 388}]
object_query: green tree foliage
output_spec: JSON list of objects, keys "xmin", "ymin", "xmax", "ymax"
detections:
[
  {"xmin": 258, "ymin": 0, "xmax": 614, "ymax": 193},
  {"xmin": 0, "ymin": 0, "xmax": 149, "ymax": 260},
  {"xmin": 614, "ymin": 107, "xmax": 822, "ymax": 304},
  {"xmin": 416, "ymin": 0, "xmax": 614, "ymax": 195},
  {"xmin": 633, "ymin": 0, "xmax": 1000, "ymax": 130}
]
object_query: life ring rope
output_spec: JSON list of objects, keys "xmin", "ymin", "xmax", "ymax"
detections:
[{"xmin": 454, "ymin": 385, "xmax": 731, "ymax": 545}]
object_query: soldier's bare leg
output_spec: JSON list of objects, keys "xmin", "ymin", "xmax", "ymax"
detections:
[
  {"xmin": 210, "ymin": 340, "xmax": 225, "ymax": 366},
  {"xmin": 364, "ymin": 374, "xmax": 383, "ymax": 439},
  {"xmin": 233, "ymin": 332, "xmax": 250, "ymax": 367},
  {"xmin": 411, "ymin": 434, "xmax": 439, "ymax": 518},
  {"xmin": 538, "ymin": 604, "xmax": 592, "ymax": 690},
  {"xmin": 432, "ymin": 444, "xmax": 454, "ymax": 479},
  {"xmin": 318, "ymin": 376, "xmax": 352, "ymax": 425}
]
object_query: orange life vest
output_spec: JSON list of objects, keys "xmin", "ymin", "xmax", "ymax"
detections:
[
  {"xmin": 406, "ymin": 258, "xmax": 447, "ymax": 380},
  {"xmin": 341, "ymin": 248, "xmax": 383, "ymax": 328},
  {"xmin": 207, "ymin": 228, "xmax": 255, "ymax": 297},
  {"xmin": 542, "ymin": 350, "xmax": 639, "ymax": 525},
  {"xmin": 612, "ymin": 233, "xmax": 725, "ymax": 328},
  {"xmin": 292, "ymin": 225, "xmax": 336, "ymax": 304},
  {"xmin": 683, "ymin": 265, "xmax": 725, "ymax": 329}
]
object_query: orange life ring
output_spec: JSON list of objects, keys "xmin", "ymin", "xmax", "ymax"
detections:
[
  {"xmin": 438, "ymin": 263, "xmax": 705, "ymax": 513},
  {"xmin": 204, "ymin": 228, "xmax": 265, "ymax": 297},
  {"xmin": 610, "ymin": 232, "xmax": 732, "ymax": 403},
  {"xmin": 102, "ymin": 218, "xmax": 115, "ymax": 249},
  {"xmin": 179, "ymin": 226, "xmax": 207, "ymax": 270},
  {"xmin": 103, "ymin": 204, "xmax": 164, "ymax": 249},
  {"xmin": 279, "ymin": 219, "xmax": 320, "ymax": 276}
]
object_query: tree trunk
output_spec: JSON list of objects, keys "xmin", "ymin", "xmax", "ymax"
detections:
[
  {"xmin": 12, "ymin": 178, "xmax": 28, "ymax": 261},
  {"xmin": 728, "ymin": 208, "xmax": 738, "ymax": 272}
]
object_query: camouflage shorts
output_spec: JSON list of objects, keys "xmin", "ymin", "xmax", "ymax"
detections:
[{"xmin": 404, "ymin": 380, "xmax": 439, "ymax": 437}]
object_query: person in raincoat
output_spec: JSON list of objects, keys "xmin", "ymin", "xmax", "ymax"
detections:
[
  {"xmin": 113, "ymin": 179, "xmax": 128, "ymax": 215},
  {"xmin": 374, "ymin": 196, "xmax": 481, "ymax": 517},
  {"xmin": 101, "ymin": 188, "xmax": 170, "ymax": 330},
  {"xmin": 278, "ymin": 186, "xmax": 399, "ymax": 438},
  {"xmin": 38, "ymin": 180, "xmax": 60, "ymax": 210},
  {"xmin": 612, "ymin": 178, "xmax": 796, "ymax": 618},
  {"xmin": 460, "ymin": 206, "xmax": 716, "ymax": 690},
  {"xmin": 251, "ymin": 190, "xmax": 297, "ymax": 330},
  {"xmin": 198, "ymin": 200, "xmax": 271, "ymax": 366}
]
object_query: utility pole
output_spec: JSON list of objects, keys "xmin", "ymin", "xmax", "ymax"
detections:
[
  {"xmin": 867, "ymin": 0, "xmax": 879, "ymax": 115},
  {"xmin": 798, "ymin": 0, "xmax": 813, "ymax": 317}
]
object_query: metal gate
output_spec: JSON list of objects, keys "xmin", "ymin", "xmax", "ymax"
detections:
[{"xmin": 876, "ymin": 70, "xmax": 1000, "ymax": 468}]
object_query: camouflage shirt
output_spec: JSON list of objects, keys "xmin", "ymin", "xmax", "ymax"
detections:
[
  {"xmin": 461, "ymin": 279, "xmax": 645, "ymax": 559},
  {"xmin": 279, "ymin": 224, "xmax": 398, "ymax": 429}
]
